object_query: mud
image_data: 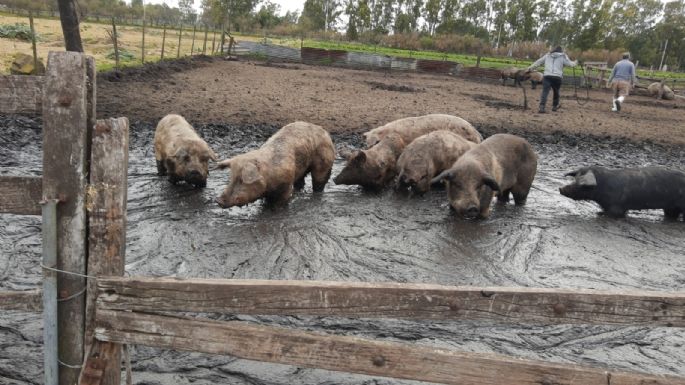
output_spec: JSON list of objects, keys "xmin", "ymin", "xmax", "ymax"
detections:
[{"xmin": 1, "ymin": 114, "xmax": 684, "ymax": 384}]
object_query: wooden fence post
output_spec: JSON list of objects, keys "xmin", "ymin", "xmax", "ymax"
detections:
[
  {"xmin": 29, "ymin": 12, "xmax": 38, "ymax": 74},
  {"xmin": 82, "ymin": 117, "xmax": 129, "ymax": 385},
  {"xmin": 191, "ymin": 24, "xmax": 196, "ymax": 56},
  {"xmin": 211, "ymin": 29, "xmax": 216, "ymax": 54},
  {"xmin": 108, "ymin": 18, "xmax": 119, "ymax": 70},
  {"xmin": 203, "ymin": 24, "xmax": 208, "ymax": 54},
  {"xmin": 177, "ymin": 23, "xmax": 183, "ymax": 58},
  {"xmin": 141, "ymin": 16, "xmax": 146, "ymax": 63},
  {"xmin": 161, "ymin": 25, "xmax": 166, "ymax": 60},
  {"xmin": 42, "ymin": 51, "xmax": 92, "ymax": 385},
  {"xmin": 220, "ymin": 24, "xmax": 225, "ymax": 55}
]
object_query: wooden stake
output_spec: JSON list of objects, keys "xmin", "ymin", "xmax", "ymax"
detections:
[
  {"xmin": 83, "ymin": 117, "xmax": 129, "ymax": 385},
  {"xmin": 141, "ymin": 16, "xmax": 146, "ymax": 63},
  {"xmin": 202, "ymin": 24, "xmax": 208, "ymax": 54},
  {"xmin": 29, "ymin": 12, "xmax": 38, "ymax": 74},
  {"xmin": 177, "ymin": 23, "xmax": 182, "ymax": 58},
  {"xmin": 42, "ymin": 51, "xmax": 91, "ymax": 385},
  {"xmin": 190, "ymin": 24, "xmax": 196, "ymax": 55},
  {"xmin": 161, "ymin": 25, "xmax": 166, "ymax": 60},
  {"xmin": 108, "ymin": 18, "xmax": 119, "ymax": 70}
]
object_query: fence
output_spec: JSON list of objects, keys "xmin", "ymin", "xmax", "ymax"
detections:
[{"xmin": 2, "ymin": 52, "xmax": 685, "ymax": 385}]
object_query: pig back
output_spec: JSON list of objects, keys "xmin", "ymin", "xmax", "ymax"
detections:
[
  {"xmin": 385, "ymin": 114, "xmax": 482, "ymax": 144},
  {"xmin": 477, "ymin": 134, "xmax": 537, "ymax": 187},
  {"xmin": 262, "ymin": 122, "xmax": 335, "ymax": 174},
  {"xmin": 594, "ymin": 167, "xmax": 685, "ymax": 210},
  {"xmin": 154, "ymin": 114, "xmax": 203, "ymax": 159}
]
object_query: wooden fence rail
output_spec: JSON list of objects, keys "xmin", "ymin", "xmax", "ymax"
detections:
[
  {"xmin": 0, "ymin": 75, "xmax": 44, "ymax": 114},
  {"xmin": 0, "ymin": 289, "xmax": 42, "ymax": 311},
  {"xmin": 96, "ymin": 277, "xmax": 685, "ymax": 326},
  {"xmin": 93, "ymin": 310, "xmax": 685, "ymax": 385},
  {"xmin": 0, "ymin": 176, "xmax": 42, "ymax": 215}
]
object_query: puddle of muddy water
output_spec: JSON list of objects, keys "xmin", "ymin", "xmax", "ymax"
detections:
[{"xmin": 1, "ymin": 115, "xmax": 684, "ymax": 385}]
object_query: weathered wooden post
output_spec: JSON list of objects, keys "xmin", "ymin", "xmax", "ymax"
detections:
[
  {"xmin": 42, "ymin": 51, "xmax": 92, "ymax": 385},
  {"xmin": 211, "ymin": 29, "xmax": 217, "ymax": 54},
  {"xmin": 191, "ymin": 24, "xmax": 196, "ymax": 56},
  {"xmin": 161, "ymin": 25, "xmax": 167, "ymax": 60},
  {"xmin": 108, "ymin": 19, "xmax": 119, "ymax": 70},
  {"xmin": 29, "ymin": 12, "xmax": 38, "ymax": 74},
  {"xmin": 80, "ymin": 117, "xmax": 130, "ymax": 385},
  {"xmin": 42, "ymin": 198, "xmax": 59, "ymax": 385},
  {"xmin": 177, "ymin": 23, "xmax": 183, "ymax": 58},
  {"xmin": 203, "ymin": 24, "xmax": 208, "ymax": 54}
]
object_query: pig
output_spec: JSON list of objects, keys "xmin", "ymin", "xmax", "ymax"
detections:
[
  {"xmin": 362, "ymin": 114, "xmax": 482, "ymax": 148},
  {"xmin": 154, "ymin": 114, "xmax": 218, "ymax": 188},
  {"xmin": 396, "ymin": 130, "xmax": 477, "ymax": 194},
  {"xmin": 559, "ymin": 166, "xmax": 685, "ymax": 219},
  {"xmin": 431, "ymin": 134, "xmax": 538, "ymax": 219},
  {"xmin": 333, "ymin": 133, "xmax": 406, "ymax": 190},
  {"xmin": 215, "ymin": 121, "xmax": 335, "ymax": 208},
  {"xmin": 500, "ymin": 67, "xmax": 529, "ymax": 87},
  {"xmin": 647, "ymin": 82, "xmax": 675, "ymax": 100},
  {"xmin": 527, "ymin": 71, "xmax": 543, "ymax": 89}
]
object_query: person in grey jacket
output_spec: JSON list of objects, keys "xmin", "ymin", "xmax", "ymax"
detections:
[
  {"xmin": 607, "ymin": 53, "xmax": 637, "ymax": 112},
  {"xmin": 527, "ymin": 46, "xmax": 577, "ymax": 113}
]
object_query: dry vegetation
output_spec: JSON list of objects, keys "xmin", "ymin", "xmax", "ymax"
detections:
[{"xmin": 0, "ymin": 13, "xmax": 257, "ymax": 73}]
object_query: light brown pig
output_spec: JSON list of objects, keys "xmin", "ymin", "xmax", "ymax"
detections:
[
  {"xmin": 333, "ymin": 133, "xmax": 406, "ymax": 189},
  {"xmin": 154, "ymin": 114, "xmax": 217, "ymax": 187},
  {"xmin": 527, "ymin": 71, "xmax": 543, "ymax": 89},
  {"xmin": 397, "ymin": 130, "xmax": 476, "ymax": 194},
  {"xmin": 215, "ymin": 121, "xmax": 335, "ymax": 208},
  {"xmin": 362, "ymin": 114, "xmax": 482, "ymax": 148},
  {"xmin": 431, "ymin": 134, "xmax": 537, "ymax": 219},
  {"xmin": 647, "ymin": 82, "xmax": 675, "ymax": 100}
]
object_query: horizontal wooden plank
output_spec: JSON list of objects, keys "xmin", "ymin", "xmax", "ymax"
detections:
[
  {"xmin": 0, "ymin": 289, "xmax": 43, "ymax": 312},
  {"xmin": 0, "ymin": 75, "xmax": 44, "ymax": 114},
  {"xmin": 0, "ymin": 176, "xmax": 42, "ymax": 215},
  {"xmin": 97, "ymin": 277, "xmax": 685, "ymax": 327},
  {"xmin": 94, "ymin": 310, "xmax": 685, "ymax": 385}
]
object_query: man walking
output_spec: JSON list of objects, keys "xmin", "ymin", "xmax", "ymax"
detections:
[
  {"xmin": 527, "ymin": 46, "xmax": 577, "ymax": 113},
  {"xmin": 608, "ymin": 53, "xmax": 637, "ymax": 112}
]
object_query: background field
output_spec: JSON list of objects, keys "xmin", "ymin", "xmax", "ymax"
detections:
[{"xmin": 2, "ymin": 13, "xmax": 685, "ymax": 80}]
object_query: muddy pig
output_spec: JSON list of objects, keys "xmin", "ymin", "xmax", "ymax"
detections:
[
  {"xmin": 431, "ymin": 134, "xmax": 538, "ymax": 219},
  {"xmin": 560, "ymin": 166, "xmax": 685, "ymax": 219},
  {"xmin": 362, "ymin": 114, "xmax": 482, "ymax": 148},
  {"xmin": 154, "ymin": 114, "xmax": 218, "ymax": 187},
  {"xmin": 215, "ymin": 121, "xmax": 335, "ymax": 208},
  {"xmin": 647, "ymin": 82, "xmax": 675, "ymax": 100},
  {"xmin": 500, "ymin": 67, "xmax": 529, "ymax": 87},
  {"xmin": 527, "ymin": 71, "xmax": 543, "ymax": 89},
  {"xmin": 397, "ymin": 130, "xmax": 476, "ymax": 194},
  {"xmin": 334, "ymin": 133, "xmax": 406, "ymax": 189}
]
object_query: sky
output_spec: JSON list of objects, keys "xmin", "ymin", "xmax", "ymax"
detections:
[{"xmin": 142, "ymin": 0, "xmax": 302, "ymax": 16}]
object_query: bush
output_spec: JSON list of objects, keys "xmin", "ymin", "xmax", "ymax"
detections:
[
  {"xmin": 0, "ymin": 23, "xmax": 38, "ymax": 41},
  {"xmin": 106, "ymin": 47, "xmax": 136, "ymax": 61}
]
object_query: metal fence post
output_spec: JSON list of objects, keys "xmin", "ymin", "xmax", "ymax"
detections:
[{"xmin": 42, "ymin": 199, "xmax": 59, "ymax": 385}]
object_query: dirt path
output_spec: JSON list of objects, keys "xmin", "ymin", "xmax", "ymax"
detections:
[{"xmin": 97, "ymin": 57, "xmax": 685, "ymax": 145}]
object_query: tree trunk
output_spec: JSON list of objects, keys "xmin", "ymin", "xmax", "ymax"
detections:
[{"xmin": 57, "ymin": 0, "xmax": 84, "ymax": 52}]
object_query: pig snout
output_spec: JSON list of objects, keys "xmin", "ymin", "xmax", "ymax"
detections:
[
  {"xmin": 186, "ymin": 170, "xmax": 206, "ymax": 187},
  {"xmin": 465, "ymin": 205, "xmax": 479, "ymax": 218}
]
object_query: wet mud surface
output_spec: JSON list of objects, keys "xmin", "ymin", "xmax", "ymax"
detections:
[{"xmin": 1, "ymin": 114, "xmax": 684, "ymax": 384}]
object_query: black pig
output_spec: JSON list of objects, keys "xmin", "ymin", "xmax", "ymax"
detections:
[{"xmin": 560, "ymin": 166, "xmax": 685, "ymax": 219}]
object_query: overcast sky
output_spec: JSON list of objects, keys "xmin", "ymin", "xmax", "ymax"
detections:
[{"xmin": 142, "ymin": 0, "xmax": 302, "ymax": 16}]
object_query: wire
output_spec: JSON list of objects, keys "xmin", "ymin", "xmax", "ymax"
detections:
[
  {"xmin": 40, "ymin": 263, "xmax": 97, "ymax": 280},
  {"xmin": 573, "ymin": 65, "xmax": 591, "ymax": 106}
]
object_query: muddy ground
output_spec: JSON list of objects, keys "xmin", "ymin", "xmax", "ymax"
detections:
[
  {"xmin": 97, "ymin": 56, "xmax": 685, "ymax": 145},
  {"xmin": 1, "ymin": 58, "xmax": 685, "ymax": 384}
]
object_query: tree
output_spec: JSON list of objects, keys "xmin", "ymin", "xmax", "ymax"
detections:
[
  {"xmin": 300, "ymin": 0, "xmax": 342, "ymax": 31},
  {"xmin": 178, "ymin": 0, "xmax": 198, "ymax": 23},
  {"xmin": 424, "ymin": 0, "xmax": 441, "ymax": 35},
  {"xmin": 256, "ymin": 1, "xmax": 282, "ymax": 29},
  {"xmin": 58, "ymin": 0, "xmax": 83, "ymax": 52}
]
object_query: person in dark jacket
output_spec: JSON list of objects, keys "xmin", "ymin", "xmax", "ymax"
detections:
[{"xmin": 527, "ymin": 46, "xmax": 578, "ymax": 113}]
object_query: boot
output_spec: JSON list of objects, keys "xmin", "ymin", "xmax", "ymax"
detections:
[
  {"xmin": 538, "ymin": 105, "xmax": 546, "ymax": 113},
  {"xmin": 552, "ymin": 104, "xmax": 560, "ymax": 111}
]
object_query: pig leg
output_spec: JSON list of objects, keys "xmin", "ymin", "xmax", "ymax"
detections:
[
  {"xmin": 294, "ymin": 175, "xmax": 306, "ymax": 190},
  {"xmin": 311, "ymin": 159, "xmax": 333, "ymax": 192},
  {"xmin": 497, "ymin": 189, "xmax": 511, "ymax": 203},
  {"xmin": 156, "ymin": 160, "xmax": 167, "ymax": 176},
  {"xmin": 664, "ymin": 207, "xmax": 681, "ymax": 220},
  {"xmin": 265, "ymin": 184, "xmax": 293, "ymax": 205},
  {"xmin": 602, "ymin": 204, "xmax": 627, "ymax": 218}
]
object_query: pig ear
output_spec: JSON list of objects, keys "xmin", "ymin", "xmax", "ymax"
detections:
[
  {"xmin": 576, "ymin": 170, "xmax": 597, "ymax": 186},
  {"xmin": 431, "ymin": 170, "xmax": 455, "ymax": 185},
  {"xmin": 482, "ymin": 175, "xmax": 500, "ymax": 192},
  {"xmin": 216, "ymin": 159, "xmax": 232, "ymax": 170},
  {"xmin": 564, "ymin": 169, "xmax": 582, "ymax": 177},
  {"xmin": 242, "ymin": 162, "xmax": 263, "ymax": 184},
  {"xmin": 205, "ymin": 145, "xmax": 218, "ymax": 162}
]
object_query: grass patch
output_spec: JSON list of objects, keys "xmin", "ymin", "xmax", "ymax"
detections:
[{"xmin": 0, "ymin": 22, "xmax": 38, "ymax": 41}]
